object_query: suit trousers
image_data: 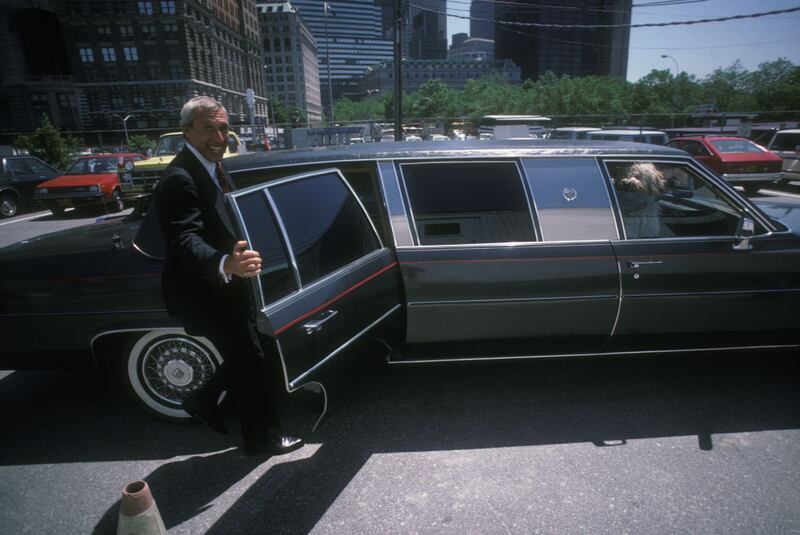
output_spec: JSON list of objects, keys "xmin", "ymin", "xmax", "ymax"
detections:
[{"xmin": 196, "ymin": 317, "xmax": 282, "ymax": 447}]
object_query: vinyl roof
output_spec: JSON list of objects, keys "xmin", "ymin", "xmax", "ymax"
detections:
[{"xmin": 225, "ymin": 140, "xmax": 686, "ymax": 173}]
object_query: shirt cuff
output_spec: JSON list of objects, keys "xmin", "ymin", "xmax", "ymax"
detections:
[{"xmin": 219, "ymin": 255, "xmax": 231, "ymax": 283}]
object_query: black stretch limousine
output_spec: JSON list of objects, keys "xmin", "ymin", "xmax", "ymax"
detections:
[{"xmin": 2, "ymin": 141, "xmax": 799, "ymax": 421}]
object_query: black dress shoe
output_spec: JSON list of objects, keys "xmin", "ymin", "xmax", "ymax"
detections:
[
  {"xmin": 181, "ymin": 398, "xmax": 228, "ymax": 434},
  {"xmin": 243, "ymin": 435, "xmax": 304, "ymax": 457}
]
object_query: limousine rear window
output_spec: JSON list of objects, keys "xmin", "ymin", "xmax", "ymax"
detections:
[
  {"xmin": 521, "ymin": 158, "xmax": 618, "ymax": 242},
  {"xmin": 400, "ymin": 161, "xmax": 536, "ymax": 246}
]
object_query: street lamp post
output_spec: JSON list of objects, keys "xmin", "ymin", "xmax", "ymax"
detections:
[
  {"xmin": 112, "ymin": 113, "xmax": 134, "ymax": 147},
  {"xmin": 661, "ymin": 55, "xmax": 680, "ymax": 125},
  {"xmin": 660, "ymin": 54, "xmax": 680, "ymax": 77},
  {"xmin": 323, "ymin": 2, "xmax": 334, "ymax": 125}
]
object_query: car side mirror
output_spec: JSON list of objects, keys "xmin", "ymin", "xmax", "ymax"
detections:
[{"xmin": 733, "ymin": 216, "xmax": 754, "ymax": 251}]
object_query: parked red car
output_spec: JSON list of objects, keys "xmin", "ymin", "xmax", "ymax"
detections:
[
  {"xmin": 35, "ymin": 153, "xmax": 145, "ymax": 215},
  {"xmin": 667, "ymin": 136, "xmax": 783, "ymax": 195}
]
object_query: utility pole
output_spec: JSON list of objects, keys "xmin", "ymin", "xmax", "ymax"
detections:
[
  {"xmin": 394, "ymin": 0, "xmax": 403, "ymax": 141},
  {"xmin": 324, "ymin": 2, "xmax": 335, "ymax": 125}
]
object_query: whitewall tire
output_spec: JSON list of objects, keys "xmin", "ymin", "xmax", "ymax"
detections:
[{"xmin": 123, "ymin": 329, "xmax": 223, "ymax": 421}]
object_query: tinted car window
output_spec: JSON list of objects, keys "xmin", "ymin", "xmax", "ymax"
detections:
[
  {"xmin": 770, "ymin": 132, "xmax": 800, "ymax": 151},
  {"xmin": 235, "ymin": 190, "xmax": 298, "ymax": 304},
  {"xmin": 270, "ymin": 171, "xmax": 380, "ymax": 286},
  {"xmin": 522, "ymin": 158, "xmax": 617, "ymax": 241},
  {"xmin": 607, "ymin": 161, "xmax": 743, "ymax": 239},
  {"xmin": 401, "ymin": 161, "xmax": 535, "ymax": 246},
  {"xmin": 6, "ymin": 159, "xmax": 32, "ymax": 176},
  {"xmin": 24, "ymin": 158, "xmax": 55, "ymax": 174}
]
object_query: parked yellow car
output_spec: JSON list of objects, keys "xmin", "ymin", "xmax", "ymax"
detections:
[{"xmin": 120, "ymin": 131, "xmax": 246, "ymax": 196}]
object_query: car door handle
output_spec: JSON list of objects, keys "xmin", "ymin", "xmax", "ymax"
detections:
[
  {"xmin": 626, "ymin": 260, "xmax": 663, "ymax": 269},
  {"xmin": 303, "ymin": 309, "xmax": 338, "ymax": 335}
]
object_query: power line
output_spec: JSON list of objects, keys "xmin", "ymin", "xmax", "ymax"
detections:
[
  {"xmin": 427, "ymin": 3, "xmax": 800, "ymax": 29},
  {"xmin": 633, "ymin": 0, "xmax": 709, "ymax": 6},
  {"xmin": 446, "ymin": 0, "xmax": 632, "ymax": 15},
  {"xmin": 482, "ymin": 10, "xmax": 800, "ymax": 53}
]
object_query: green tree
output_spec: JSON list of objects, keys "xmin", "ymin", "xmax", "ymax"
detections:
[
  {"xmin": 127, "ymin": 134, "xmax": 155, "ymax": 155},
  {"xmin": 408, "ymin": 79, "xmax": 457, "ymax": 120},
  {"xmin": 15, "ymin": 114, "xmax": 80, "ymax": 169}
]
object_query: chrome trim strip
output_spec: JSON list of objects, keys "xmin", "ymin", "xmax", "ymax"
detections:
[
  {"xmin": 264, "ymin": 248, "xmax": 392, "ymax": 314},
  {"xmin": 89, "ymin": 326, "xmax": 215, "ymax": 369},
  {"xmin": 386, "ymin": 160, "xmax": 415, "ymax": 247},
  {"xmin": 288, "ymin": 303, "xmax": 402, "ymax": 389},
  {"xmin": 339, "ymin": 166, "xmax": 384, "ymax": 249},
  {"xmin": 594, "ymin": 156, "xmax": 623, "ymax": 239},
  {"xmin": 229, "ymin": 153, "xmax": 691, "ymax": 178},
  {"xmin": 394, "ymin": 239, "xmax": 616, "ymax": 250},
  {"xmin": 407, "ymin": 294, "xmax": 618, "ymax": 307},
  {"xmin": 263, "ymin": 188, "xmax": 302, "ymax": 291},
  {"xmin": 604, "ymin": 259, "xmax": 625, "ymax": 347},
  {"xmin": 519, "ymin": 159, "xmax": 543, "ymax": 239},
  {"xmin": 230, "ymin": 167, "xmax": 343, "ymax": 196},
  {"xmin": 132, "ymin": 241, "xmax": 164, "ymax": 260},
  {"xmin": 626, "ymin": 287, "xmax": 800, "ymax": 298},
  {"xmin": 274, "ymin": 338, "xmax": 330, "ymax": 430},
  {"xmin": 2, "ymin": 309, "xmax": 165, "ymax": 317},
  {"xmin": 388, "ymin": 344, "xmax": 800, "ymax": 365},
  {"xmin": 228, "ymin": 193, "xmax": 266, "ymax": 310}
]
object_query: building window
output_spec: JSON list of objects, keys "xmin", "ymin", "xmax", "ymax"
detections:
[
  {"xmin": 120, "ymin": 26, "xmax": 134, "ymax": 37},
  {"xmin": 138, "ymin": 1, "xmax": 153, "ymax": 15},
  {"xmin": 111, "ymin": 96, "xmax": 123, "ymax": 109},
  {"xmin": 98, "ymin": 26, "xmax": 112, "ymax": 36},
  {"xmin": 133, "ymin": 96, "xmax": 145, "ymax": 108},
  {"xmin": 79, "ymin": 48, "xmax": 94, "ymax": 63},
  {"xmin": 160, "ymin": 0, "xmax": 175, "ymax": 15},
  {"xmin": 101, "ymin": 47, "xmax": 116, "ymax": 62},
  {"xmin": 163, "ymin": 23, "xmax": 177, "ymax": 33},
  {"xmin": 123, "ymin": 47, "xmax": 139, "ymax": 61}
]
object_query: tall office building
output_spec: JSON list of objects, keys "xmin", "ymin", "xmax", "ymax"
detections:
[
  {"xmin": 0, "ymin": 0, "xmax": 267, "ymax": 142},
  {"xmin": 291, "ymin": 0, "xmax": 392, "ymax": 109},
  {"xmin": 257, "ymin": 2, "xmax": 322, "ymax": 124},
  {"xmin": 470, "ymin": 0, "xmax": 494, "ymax": 40},
  {"xmin": 495, "ymin": 0, "xmax": 632, "ymax": 81},
  {"xmin": 404, "ymin": 0, "xmax": 447, "ymax": 60}
]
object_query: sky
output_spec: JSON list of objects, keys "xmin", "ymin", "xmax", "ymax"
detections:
[{"xmin": 445, "ymin": 0, "xmax": 800, "ymax": 82}]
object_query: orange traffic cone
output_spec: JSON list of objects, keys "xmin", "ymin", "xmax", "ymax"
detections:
[{"xmin": 116, "ymin": 480, "xmax": 167, "ymax": 535}]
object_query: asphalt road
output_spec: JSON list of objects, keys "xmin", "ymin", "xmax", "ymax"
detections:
[
  {"xmin": 0, "ymin": 184, "xmax": 799, "ymax": 534},
  {"xmin": 0, "ymin": 351, "xmax": 798, "ymax": 534}
]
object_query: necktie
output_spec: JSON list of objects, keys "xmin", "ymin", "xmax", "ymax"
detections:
[{"xmin": 215, "ymin": 161, "xmax": 231, "ymax": 193}]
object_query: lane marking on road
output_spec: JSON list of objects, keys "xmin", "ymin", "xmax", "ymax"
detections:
[
  {"xmin": 761, "ymin": 189, "xmax": 800, "ymax": 200},
  {"xmin": 0, "ymin": 211, "xmax": 51, "ymax": 227}
]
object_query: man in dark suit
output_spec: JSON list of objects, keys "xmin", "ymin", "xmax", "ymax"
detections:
[{"xmin": 155, "ymin": 96, "xmax": 302, "ymax": 457}]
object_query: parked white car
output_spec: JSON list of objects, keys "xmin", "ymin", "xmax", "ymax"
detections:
[
  {"xmin": 587, "ymin": 129, "xmax": 668, "ymax": 145},
  {"xmin": 767, "ymin": 129, "xmax": 800, "ymax": 182}
]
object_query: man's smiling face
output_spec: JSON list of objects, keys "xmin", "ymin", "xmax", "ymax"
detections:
[{"xmin": 184, "ymin": 106, "xmax": 229, "ymax": 162}]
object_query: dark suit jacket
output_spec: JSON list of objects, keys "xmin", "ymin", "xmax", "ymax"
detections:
[{"xmin": 155, "ymin": 147, "xmax": 248, "ymax": 335}]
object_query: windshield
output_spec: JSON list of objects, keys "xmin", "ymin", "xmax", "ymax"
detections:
[
  {"xmin": 711, "ymin": 139, "xmax": 764, "ymax": 153},
  {"xmin": 155, "ymin": 136, "xmax": 185, "ymax": 156},
  {"xmin": 66, "ymin": 157, "xmax": 120, "ymax": 174},
  {"xmin": 771, "ymin": 133, "xmax": 800, "ymax": 152}
]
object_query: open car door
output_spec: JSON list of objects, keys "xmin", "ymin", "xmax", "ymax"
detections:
[{"xmin": 227, "ymin": 168, "xmax": 402, "ymax": 420}]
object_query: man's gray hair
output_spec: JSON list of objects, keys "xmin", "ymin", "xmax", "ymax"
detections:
[{"xmin": 180, "ymin": 96, "xmax": 225, "ymax": 129}]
